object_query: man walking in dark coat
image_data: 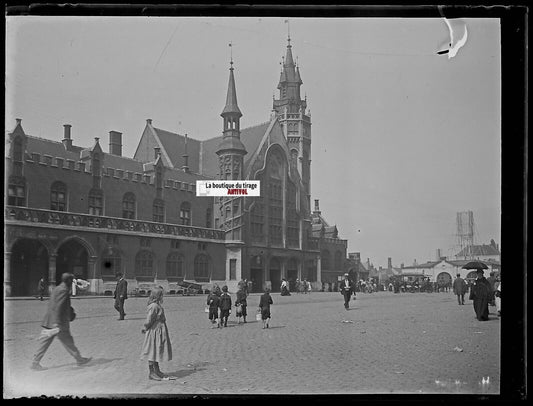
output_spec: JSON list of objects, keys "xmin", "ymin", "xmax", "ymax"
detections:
[
  {"xmin": 469, "ymin": 269, "xmax": 492, "ymax": 321},
  {"xmin": 114, "ymin": 272, "xmax": 128, "ymax": 320},
  {"xmin": 453, "ymin": 273, "xmax": 468, "ymax": 305},
  {"xmin": 340, "ymin": 273, "xmax": 355, "ymax": 310},
  {"xmin": 486, "ymin": 271, "xmax": 497, "ymax": 306},
  {"xmin": 30, "ymin": 273, "xmax": 91, "ymax": 370}
]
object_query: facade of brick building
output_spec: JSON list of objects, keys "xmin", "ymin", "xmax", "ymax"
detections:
[{"xmin": 4, "ymin": 37, "xmax": 348, "ymax": 297}]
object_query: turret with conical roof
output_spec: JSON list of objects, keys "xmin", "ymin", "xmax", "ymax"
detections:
[
  {"xmin": 217, "ymin": 60, "xmax": 247, "ymax": 158},
  {"xmin": 216, "ymin": 58, "xmax": 247, "ymax": 242}
]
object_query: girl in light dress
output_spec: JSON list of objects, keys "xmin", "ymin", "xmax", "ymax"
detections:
[{"xmin": 140, "ymin": 286, "xmax": 173, "ymax": 381}]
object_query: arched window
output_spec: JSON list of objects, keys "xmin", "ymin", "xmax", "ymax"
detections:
[
  {"xmin": 101, "ymin": 247, "xmax": 121, "ymax": 280},
  {"xmin": 251, "ymin": 202, "xmax": 264, "ymax": 241},
  {"xmin": 7, "ymin": 176, "xmax": 26, "ymax": 206},
  {"xmin": 194, "ymin": 254, "xmax": 210, "ymax": 281},
  {"xmin": 287, "ymin": 181, "xmax": 299, "ymax": 247},
  {"xmin": 180, "ymin": 202, "xmax": 191, "ymax": 225},
  {"xmin": 50, "ymin": 181, "xmax": 67, "ymax": 211},
  {"xmin": 135, "ymin": 250, "xmax": 154, "ymax": 279},
  {"xmin": 88, "ymin": 188, "xmax": 103, "ymax": 216},
  {"xmin": 153, "ymin": 199, "xmax": 165, "ymax": 222},
  {"xmin": 321, "ymin": 250, "xmax": 331, "ymax": 271},
  {"xmin": 166, "ymin": 252, "xmax": 184, "ymax": 279},
  {"xmin": 334, "ymin": 251, "xmax": 343, "ymax": 271},
  {"xmin": 267, "ymin": 152, "xmax": 284, "ymax": 245},
  {"xmin": 206, "ymin": 208, "xmax": 212, "ymax": 228},
  {"xmin": 122, "ymin": 192, "xmax": 136, "ymax": 219}
]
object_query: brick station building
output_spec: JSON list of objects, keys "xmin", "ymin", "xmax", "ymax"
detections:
[{"xmin": 4, "ymin": 37, "xmax": 348, "ymax": 297}]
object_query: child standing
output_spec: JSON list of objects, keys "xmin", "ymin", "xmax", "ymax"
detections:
[
  {"xmin": 259, "ymin": 287, "xmax": 274, "ymax": 329},
  {"xmin": 235, "ymin": 284, "xmax": 248, "ymax": 324},
  {"xmin": 206, "ymin": 288, "xmax": 221, "ymax": 328},
  {"xmin": 140, "ymin": 286, "xmax": 172, "ymax": 381},
  {"xmin": 218, "ymin": 285, "xmax": 232, "ymax": 328}
]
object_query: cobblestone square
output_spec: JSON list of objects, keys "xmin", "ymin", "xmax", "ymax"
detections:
[{"xmin": 4, "ymin": 290, "xmax": 500, "ymax": 397}]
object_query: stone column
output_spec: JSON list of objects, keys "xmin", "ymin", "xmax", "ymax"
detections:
[
  {"xmin": 88, "ymin": 255, "xmax": 98, "ymax": 295},
  {"xmin": 4, "ymin": 252, "xmax": 12, "ymax": 297},
  {"xmin": 316, "ymin": 256, "xmax": 322, "ymax": 284},
  {"xmin": 280, "ymin": 258, "xmax": 287, "ymax": 280},
  {"xmin": 48, "ymin": 254, "xmax": 57, "ymax": 294}
]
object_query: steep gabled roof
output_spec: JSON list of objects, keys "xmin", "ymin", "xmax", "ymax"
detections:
[{"xmin": 152, "ymin": 127, "xmax": 201, "ymax": 173}]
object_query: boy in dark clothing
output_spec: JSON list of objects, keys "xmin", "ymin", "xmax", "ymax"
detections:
[
  {"xmin": 218, "ymin": 285, "xmax": 232, "ymax": 327},
  {"xmin": 259, "ymin": 288, "xmax": 274, "ymax": 329},
  {"xmin": 206, "ymin": 290, "xmax": 221, "ymax": 328}
]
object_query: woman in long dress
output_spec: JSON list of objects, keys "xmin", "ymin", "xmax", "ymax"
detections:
[{"xmin": 141, "ymin": 286, "xmax": 173, "ymax": 380}]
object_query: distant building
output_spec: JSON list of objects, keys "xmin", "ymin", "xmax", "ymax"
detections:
[
  {"xmin": 455, "ymin": 239, "xmax": 501, "ymax": 262},
  {"xmin": 401, "ymin": 258, "xmax": 500, "ymax": 285}
]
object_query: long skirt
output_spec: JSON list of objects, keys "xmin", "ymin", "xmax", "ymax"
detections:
[
  {"xmin": 473, "ymin": 298, "xmax": 489, "ymax": 321},
  {"xmin": 140, "ymin": 321, "xmax": 172, "ymax": 362}
]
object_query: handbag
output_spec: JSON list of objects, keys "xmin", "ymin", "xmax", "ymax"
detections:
[
  {"xmin": 256, "ymin": 309, "xmax": 262, "ymax": 321},
  {"xmin": 236, "ymin": 304, "xmax": 243, "ymax": 317},
  {"xmin": 204, "ymin": 305, "xmax": 210, "ymax": 313}
]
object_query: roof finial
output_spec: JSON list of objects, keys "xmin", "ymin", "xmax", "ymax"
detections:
[
  {"xmin": 229, "ymin": 41, "xmax": 233, "ymax": 69},
  {"xmin": 285, "ymin": 19, "xmax": 291, "ymax": 45}
]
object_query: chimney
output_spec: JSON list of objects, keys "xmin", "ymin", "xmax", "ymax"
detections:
[
  {"xmin": 401, "ymin": 263, "xmax": 404, "ymax": 268},
  {"xmin": 62, "ymin": 124, "xmax": 73, "ymax": 151},
  {"xmin": 146, "ymin": 118, "xmax": 153, "ymax": 125},
  {"xmin": 436, "ymin": 248, "xmax": 441, "ymax": 260},
  {"xmin": 314, "ymin": 199, "xmax": 321, "ymax": 214},
  {"xmin": 388, "ymin": 257, "xmax": 392, "ymax": 269},
  {"xmin": 109, "ymin": 131, "xmax": 122, "ymax": 156},
  {"xmin": 16, "ymin": 118, "xmax": 22, "ymax": 125},
  {"xmin": 182, "ymin": 133, "xmax": 190, "ymax": 173}
]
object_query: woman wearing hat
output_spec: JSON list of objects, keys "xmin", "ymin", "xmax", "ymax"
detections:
[{"xmin": 468, "ymin": 269, "xmax": 492, "ymax": 321}]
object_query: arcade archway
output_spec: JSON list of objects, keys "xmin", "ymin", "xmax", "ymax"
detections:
[
  {"xmin": 10, "ymin": 239, "xmax": 49, "ymax": 296},
  {"xmin": 56, "ymin": 239, "xmax": 89, "ymax": 284},
  {"xmin": 269, "ymin": 257, "xmax": 281, "ymax": 292}
]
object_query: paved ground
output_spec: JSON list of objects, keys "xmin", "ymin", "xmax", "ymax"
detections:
[{"xmin": 3, "ymin": 290, "xmax": 500, "ymax": 397}]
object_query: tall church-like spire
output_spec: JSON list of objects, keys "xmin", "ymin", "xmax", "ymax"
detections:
[{"xmin": 274, "ymin": 35, "xmax": 305, "ymax": 115}]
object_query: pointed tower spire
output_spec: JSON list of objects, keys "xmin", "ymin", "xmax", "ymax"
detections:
[
  {"xmin": 217, "ymin": 50, "xmax": 246, "ymax": 157},
  {"xmin": 221, "ymin": 43, "xmax": 242, "ymax": 117}
]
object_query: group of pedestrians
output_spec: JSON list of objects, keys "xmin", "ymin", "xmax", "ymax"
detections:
[
  {"xmin": 206, "ymin": 281, "xmax": 274, "ymax": 330},
  {"xmin": 453, "ymin": 269, "xmax": 501, "ymax": 321}
]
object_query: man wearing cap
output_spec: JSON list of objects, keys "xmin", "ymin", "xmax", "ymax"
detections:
[
  {"xmin": 468, "ymin": 269, "xmax": 492, "ymax": 321},
  {"xmin": 114, "ymin": 272, "xmax": 128, "ymax": 320},
  {"xmin": 453, "ymin": 273, "xmax": 468, "ymax": 305},
  {"xmin": 30, "ymin": 273, "xmax": 91, "ymax": 370},
  {"xmin": 340, "ymin": 273, "xmax": 355, "ymax": 310}
]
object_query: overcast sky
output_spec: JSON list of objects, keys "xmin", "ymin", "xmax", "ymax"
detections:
[{"xmin": 5, "ymin": 16, "xmax": 501, "ymax": 269}]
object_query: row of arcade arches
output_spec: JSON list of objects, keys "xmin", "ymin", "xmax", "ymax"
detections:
[{"xmin": 8, "ymin": 237, "xmax": 213, "ymax": 296}]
